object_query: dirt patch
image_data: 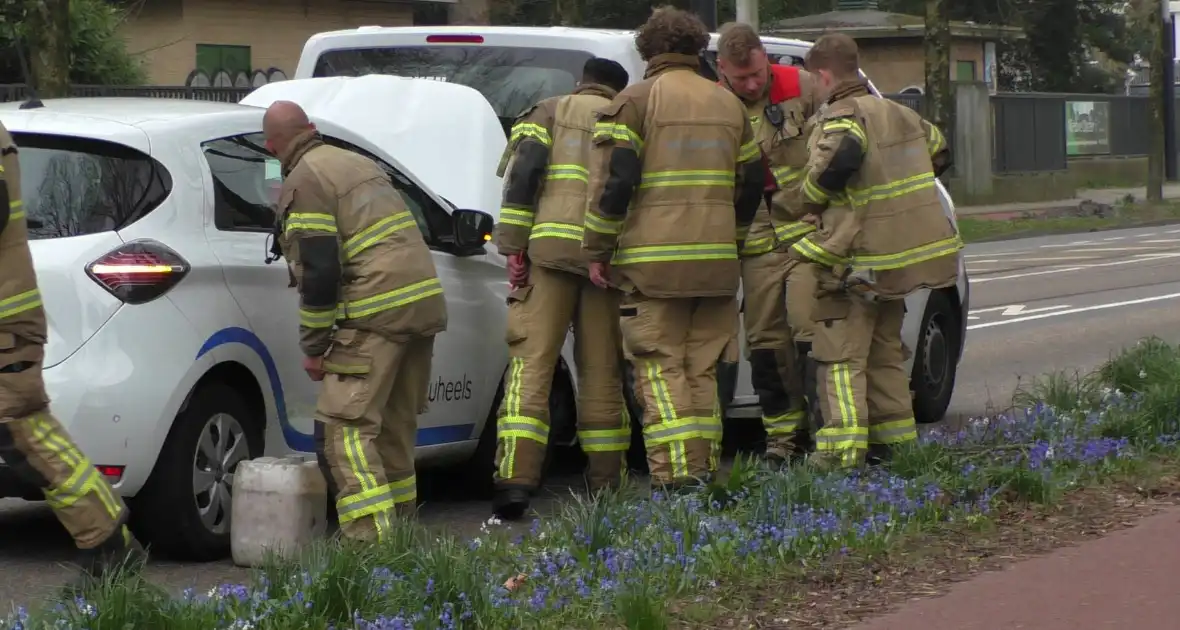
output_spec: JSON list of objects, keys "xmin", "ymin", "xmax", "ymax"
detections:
[{"xmin": 680, "ymin": 469, "xmax": 1180, "ymax": 629}]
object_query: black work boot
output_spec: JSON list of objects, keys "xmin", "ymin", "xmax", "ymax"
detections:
[
  {"xmin": 64, "ymin": 524, "xmax": 147, "ymax": 595},
  {"xmin": 492, "ymin": 487, "xmax": 531, "ymax": 521},
  {"xmin": 866, "ymin": 444, "xmax": 893, "ymax": 467}
]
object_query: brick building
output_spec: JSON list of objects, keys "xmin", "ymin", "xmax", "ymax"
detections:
[
  {"xmin": 766, "ymin": 2, "xmax": 1022, "ymax": 94},
  {"xmin": 119, "ymin": 0, "xmax": 453, "ymax": 86}
]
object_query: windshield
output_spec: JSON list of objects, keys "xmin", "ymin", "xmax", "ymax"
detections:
[{"xmin": 312, "ymin": 46, "xmax": 594, "ymax": 127}]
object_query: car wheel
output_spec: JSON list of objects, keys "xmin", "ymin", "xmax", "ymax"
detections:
[
  {"xmin": 911, "ymin": 291, "xmax": 961, "ymax": 424},
  {"xmin": 131, "ymin": 381, "xmax": 262, "ymax": 561}
]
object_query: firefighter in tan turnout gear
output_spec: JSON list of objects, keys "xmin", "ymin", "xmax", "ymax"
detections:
[
  {"xmin": 584, "ymin": 7, "xmax": 765, "ymax": 489},
  {"xmin": 716, "ymin": 22, "xmax": 824, "ymax": 465},
  {"xmin": 0, "ymin": 121, "xmax": 144, "ymax": 585},
  {"xmin": 265, "ymin": 101, "xmax": 447, "ymax": 541},
  {"xmin": 490, "ymin": 58, "xmax": 632, "ymax": 521},
  {"xmin": 788, "ymin": 34, "xmax": 961, "ymax": 468}
]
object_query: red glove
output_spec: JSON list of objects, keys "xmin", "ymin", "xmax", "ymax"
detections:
[{"xmin": 507, "ymin": 252, "xmax": 530, "ymax": 287}]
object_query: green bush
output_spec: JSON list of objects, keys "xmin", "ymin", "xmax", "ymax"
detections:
[{"xmin": 0, "ymin": 0, "xmax": 144, "ymax": 86}]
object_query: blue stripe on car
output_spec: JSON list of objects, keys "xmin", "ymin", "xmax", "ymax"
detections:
[{"xmin": 196, "ymin": 327, "xmax": 475, "ymax": 452}]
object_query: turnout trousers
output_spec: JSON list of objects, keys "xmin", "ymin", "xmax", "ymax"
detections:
[
  {"xmin": 316, "ymin": 328, "xmax": 434, "ymax": 542},
  {"xmin": 494, "ymin": 265, "xmax": 628, "ymax": 493},
  {"xmin": 740, "ymin": 251, "xmax": 808, "ymax": 458},
  {"xmin": 809, "ymin": 276, "xmax": 917, "ymax": 468},
  {"xmin": 0, "ymin": 335, "xmax": 128, "ymax": 549},
  {"xmin": 621, "ymin": 293, "xmax": 736, "ymax": 486}
]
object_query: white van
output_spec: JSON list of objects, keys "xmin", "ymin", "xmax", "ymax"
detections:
[{"xmin": 292, "ymin": 26, "xmax": 970, "ymax": 447}]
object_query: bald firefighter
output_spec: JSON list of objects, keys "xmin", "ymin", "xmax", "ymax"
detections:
[
  {"xmin": 715, "ymin": 22, "xmax": 824, "ymax": 465},
  {"xmin": 265, "ymin": 101, "xmax": 447, "ymax": 540},
  {"xmin": 584, "ymin": 6, "xmax": 765, "ymax": 489},
  {"xmin": 0, "ymin": 122, "xmax": 144, "ymax": 586},
  {"xmin": 788, "ymin": 34, "xmax": 960, "ymax": 468},
  {"xmin": 490, "ymin": 58, "xmax": 632, "ymax": 520}
]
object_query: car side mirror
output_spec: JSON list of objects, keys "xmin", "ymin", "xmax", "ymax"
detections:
[{"xmin": 452, "ymin": 208, "xmax": 495, "ymax": 250}]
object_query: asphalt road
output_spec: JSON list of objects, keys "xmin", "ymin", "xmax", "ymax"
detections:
[{"xmin": 4, "ymin": 225, "xmax": 1180, "ymax": 612}]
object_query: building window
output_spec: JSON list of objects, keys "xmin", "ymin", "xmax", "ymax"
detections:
[
  {"xmin": 954, "ymin": 60, "xmax": 977, "ymax": 82},
  {"xmin": 196, "ymin": 44, "xmax": 252, "ymax": 78}
]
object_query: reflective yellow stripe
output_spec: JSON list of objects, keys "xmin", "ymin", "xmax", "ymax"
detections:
[
  {"xmin": 763, "ymin": 410, "xmax": 806, "ymax": 436},
  {"xmin": 789, "ymin": 237, "xmax": 848, "ymax": 266},
  {"xmin": 499, "ymin": 415, "xmax": 549, "ymax": 444},
  {"xmin": 822, "ymin": 119, "xmax": 867, "ymax": 145},
  {"xmin": 927, "ymin": 125, "xmax": 946, "ymax": 155},
  {"xmin": 738, "ymin": 139, "xmax": 761, "ymax": 162},
  {"xmin": 642, "ymin": 360, "xmax": 688, "ymax": 479},
  {"xmin": 510, "ymin": 122, "xmax": 552, "ymax": 147},
  {"xmin": 340, "ymin": 278, "xmax": 443, "ymax": 320},
  {"xmin": 498, "ymin": 357, "xmax": 525, "ymax": 479},
  {"xmin": 545, "ymin": 164, "xmax": 589, "ymax": 182},
  {"xmin": 584, "ymin": 212, "xmax": 623, "ymax": 235},
  {"xmin": 323, "ymin": 360, "xmax": 370, "ymax": 375},
  {"xmin": 578, "ymin": 427, "xmax": 632, "ymax": 452},
  {"xmin": 7, "ymin": 199, "xmax": 22, "ymax": 223},
  {"xmin": 529, "ymin": 221, "xmax": 584, "ymax": 241},
  {"xmin": 33, "ymin": 417, "xmax": 122, "ymax": 519},
  {"xmin": 853, "ymin": 235, "xmax": 963, "ymax": 270},
  {"xmin": 338, "ymin": 425, "xmax": 392, "ymax": 538},
  {"xmin": 612, "ymin": 243, "xmax": 737, "ymax": 265},
  {"xmin": 343, "ymin": 211, "xmax": 416, "ymax": 260},
  {"xmin": 847, "ymin": 172, "xmax": 937, "ymax": 207},
  {"xmin": 639, "ymin": 169, "xmax": 734, "ymax": 189},
  {"xmin": 772, "ymin": 166, "xmax": 804, "ymax": 188},
  {"xmin": 286, "ymin": 212, "xmax": 337, "ymax": 236},
  {"xmin": 592, "ymin": 121, "xmax": 644, "ymax": 150},
  {"xmin": 740, "ymin": 235, "xmax": 775, "ymax": 257},
  {"xmin": 299, "ymin": 307, "xmax": 337, "ymax": 329},
  {"xmin": 499, "ymin": 205, "xmax": 535, "ymax": 229},
  {"xmin": 0, "ymin": 289, "xmax": 42, "ymax": 321},
  {"xmin": 802, "ymin": 176, "xmax": 832, "ymax": 205},
  {"xmin": 774, "ymin": 221, "xmax": 816, "ymax": 243},
  {"xmin": 869, "ymin": 418, "xmax": 917, "ymax": 445}
]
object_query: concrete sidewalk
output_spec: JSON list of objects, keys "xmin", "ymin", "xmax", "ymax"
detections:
[
  {"xmin": 957, "ymin": 183, "xmax": 1180, "ymax": 218},
  {"xmin": 853, "ymin": 506, "xmax": 1180, "ymax": 630}
]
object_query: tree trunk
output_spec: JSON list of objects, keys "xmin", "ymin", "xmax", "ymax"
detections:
[
  {"xmin": 449, "ymin": 0, "xmax": 492, "ymax": 25},
  {"xmin": 23, "ymin": 0, "xmax": 70, "ymax": 98},
  {"xmin": 923, "ymin": 0, "xmax": 952, "ymax": 134},
  {"xmin": 553, "ymin": 0, "xmax": 584, "ymax": 26},
  {"xmin": 1147, "ymin": 0, "xmax": 1166, "ymax": 202}
]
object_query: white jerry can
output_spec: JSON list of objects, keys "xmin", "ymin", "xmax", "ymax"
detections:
[{"xmin": 231, "ymin": 455, "xmax": 328, "ymax": 568}]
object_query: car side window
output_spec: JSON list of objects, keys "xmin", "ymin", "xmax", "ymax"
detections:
[
  {"xmin": 202, "ymin": 133, "xmax": 281, "ymax": 232},
  {"xmin": 320, "ymin": 135, "xmax": 453, "ymax": 247}
]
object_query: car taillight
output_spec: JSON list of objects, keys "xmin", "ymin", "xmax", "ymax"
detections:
[
  {"xmin": 96, "ymin": 465, "xmax": 125, "ymax": 483},
  {"xmin": 425, "ymin": 34, "xmax": 484, "ymax": 44},
  {"xmin": 85, "ymin": 239, "xmax": 189, "ymax": 304}
]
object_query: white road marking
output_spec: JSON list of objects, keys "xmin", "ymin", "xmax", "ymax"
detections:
[
  {"xmin": 972, "ymin": 252, "xmax": 1180, "ymax": 283},
  {"xmin": 1063, "ymin": 246, "xmax": 1166, "ymax": 252},
  {"xmin": 1140, "ymin": 239, "xmax": 1180, "ymax": 244},
  {"xmin": 1101, "ymin": 236, "xmax": 1126, "ymax": 241},
  {"xmin": 1040, "ymin": 240, "xmax": 1094, "ymax": 248},
  {"xmin": 967, "ymin": 292, "xmax": 1180, "ymax": 330},
  {"xmin": 968, "ymin": 304, "xmax": 1072, "ymax": 318},
  {"xmin": 980, "ymin": 255, "xmax": 1098, "ymax": 262},
  {"xmin": 1167, "ymin": 228, "xmax": 1180, "ymax": 234}
]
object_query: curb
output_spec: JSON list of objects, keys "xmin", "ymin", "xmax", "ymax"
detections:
[{"xmin": 964, "ymin": 218, "xmax": 1180, "ymax": 244}]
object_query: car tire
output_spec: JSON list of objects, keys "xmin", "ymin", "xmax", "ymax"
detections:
[
  {"xmin": 131, "ymin": 381, "xmax": 263, "ymax": 561},
  {"xmin": 910, "ymin": 290, "xmax": 961, "ymax": 424}
]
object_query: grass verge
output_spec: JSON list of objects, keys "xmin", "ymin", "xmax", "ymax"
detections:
[
  {"xmin": 957, "ymin": 201, "xmax": 1180, "ymax": 243},
  {"xmin": 9, "ymin": 338, "xmax": 1180, "ymax": 629}
]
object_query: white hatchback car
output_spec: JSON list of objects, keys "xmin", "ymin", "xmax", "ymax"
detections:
[{"xmin": 0, "ymin": 78, "xmax": 587, "ymax": 560}]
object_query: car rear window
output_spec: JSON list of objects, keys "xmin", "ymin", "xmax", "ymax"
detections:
[
  {"xmin": 10, "ymin": 133, "xmax": 173, "ymax": 240},
  {"xmin": 312, "ymin": 45, "xmax": 594, "ymax": 124}
]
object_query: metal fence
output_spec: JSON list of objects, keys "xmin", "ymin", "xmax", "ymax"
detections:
[{"xmin": 0, "ymin": 83, "xmax": 1166, "ymax": 175}]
